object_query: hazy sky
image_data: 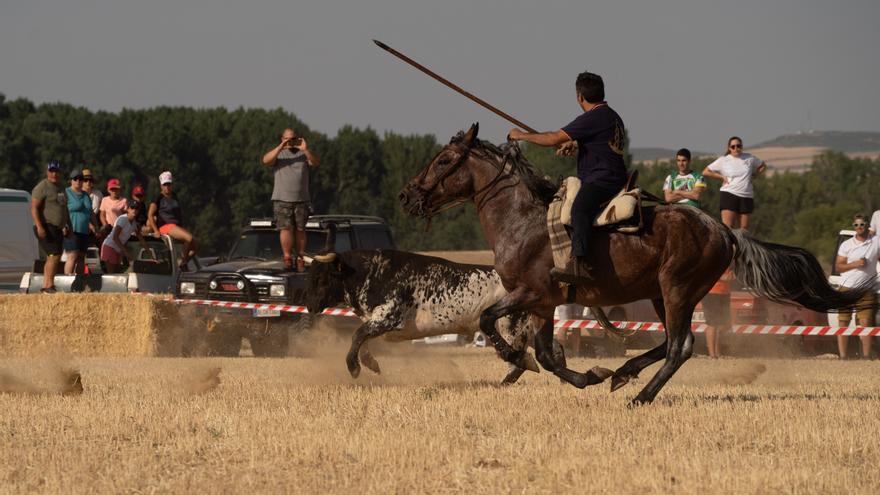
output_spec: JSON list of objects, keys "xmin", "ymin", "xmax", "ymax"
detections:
[{"xmin": 2, "ymin": 0, "xmax": 878, "ymax": 151}]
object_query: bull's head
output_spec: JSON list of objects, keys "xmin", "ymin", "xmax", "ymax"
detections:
[{"xmin": 305, "ymin": 251, "xmax": 350, "ymax": 316}]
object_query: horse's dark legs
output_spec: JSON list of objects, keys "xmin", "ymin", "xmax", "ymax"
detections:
[
  {"xmin": 479, "ymin": 292, "xmax": 539, "ymax": 372},
  {"xmin": 611, "ymin": 297, "xmax": 668, "ymax": 392},
  {"xmin": 631, "ymin": 305, "xmax": 696, "ymax": 404},
  {"xmin": 534, "ymin": 320, "xmax": 613, "ymax": 389},
  {"xmin": 347, "ymin": 321, "xmax": 393, "ymax": 378}
]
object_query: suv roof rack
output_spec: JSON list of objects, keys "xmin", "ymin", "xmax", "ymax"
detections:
[{"xmin": 307, "ymin": 214, "xmax": 388, "ymax": 225}]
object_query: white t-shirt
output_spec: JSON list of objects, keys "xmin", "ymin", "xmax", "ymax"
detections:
[
  {"xmin": 102, "ymin": 215, "xmax": 137, "ymax": 253},
  {"xmin": 870, "ymin": 210, "xmax": 880, "ymax": 235},
  {"xmin": 837, "ymin": 235, "xmax": 880, "ymax": 288},
  {"xmin": 706, "ymin": 152, "xmax": 763, "ymax": 198},
  {"xmin": 89, "ymin": 190, "xmax": 103, "ymax": 215}
]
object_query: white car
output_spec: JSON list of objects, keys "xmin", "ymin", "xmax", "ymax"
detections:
[{"xmin": 0, "ymin": 188, "xmax": 39, "ymax": 291}]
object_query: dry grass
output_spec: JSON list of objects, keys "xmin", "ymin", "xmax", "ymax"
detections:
[
  {"xmin": 1, "ymin": 348, "xmax": 877, "ymax": 494},
  {"xmin": 0, "ymin": 294, "xmax": 203, "ymax": 357}
]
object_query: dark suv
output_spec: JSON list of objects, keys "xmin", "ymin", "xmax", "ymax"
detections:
[{"xmin": 176, "ymin": 215, "xmax": 395, "ymax": 356}]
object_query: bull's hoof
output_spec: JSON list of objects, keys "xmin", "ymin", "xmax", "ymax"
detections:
[
  {"xmin": 346, "ymin": 358, "xmax": 361, "ymax": 379},
  {"xmin": 501, "ymin": 366, "xmax": 526, "ymax": 386},
  {"xmin": 628, "ymin": 395, "xmax": 652, "ymax": 408},
  {"xmin": 610, "ymin": 373, "xmax": 634, "ymax": 392},
  {"xmin": 518, "ymin": 352, "xmax": 540, "ymax": 373},
  {"xmin": 361, "ymin": 354, "xmax": 381, "ymax": 375}
]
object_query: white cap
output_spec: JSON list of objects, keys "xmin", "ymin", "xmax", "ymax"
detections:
[{"xmin": 159, "ymin": 171, "xmax": 173, "ymax": 185}]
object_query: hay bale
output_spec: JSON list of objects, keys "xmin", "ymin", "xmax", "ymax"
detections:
[{"xmin": 0, "ymin": 294, "xmax": 203, "ymax": 357}]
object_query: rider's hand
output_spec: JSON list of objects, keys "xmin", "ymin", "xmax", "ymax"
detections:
[
  {"xmin": 507, "ymin": 128, "xmax": 525, "ymax": 141},
  {"xmin": 556, "ymin": 140, "xmax": 578, "ymax": 157}
]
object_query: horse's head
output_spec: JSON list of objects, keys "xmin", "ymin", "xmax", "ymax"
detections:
[{"xmin": 399, "ymin": 123, "xmax": 481, "ymax": 218}]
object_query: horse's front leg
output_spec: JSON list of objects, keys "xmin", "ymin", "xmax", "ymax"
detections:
[
  {"xmin": 479, "ymin": 289, "xmax": 539, "ymax": 372},
  {"xmin": 533, "ymin": 319, "xmax": 614, "ymax": 389}
]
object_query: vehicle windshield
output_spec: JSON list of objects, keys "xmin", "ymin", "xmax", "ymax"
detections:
[{"xmin": 229, "ymin": 229, "xmax": 353, "ymax": 260}]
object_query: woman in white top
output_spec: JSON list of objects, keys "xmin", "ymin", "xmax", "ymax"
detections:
[
  {"xmin": 834, "ymin": 215, "xmax": 879, "ymax": 359},
  {"xmin": 702, "ymin": 136, "xmax": 767, "ymax": 230}
]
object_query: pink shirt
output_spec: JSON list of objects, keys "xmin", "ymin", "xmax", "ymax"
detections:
[{"xmin": 100, "ymin": 196, "xmax": 128, "ymax": 226}]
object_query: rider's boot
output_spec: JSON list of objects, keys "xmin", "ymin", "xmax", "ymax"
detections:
[{"xmin": 550, "ymin": 257, "xmax": 594, "ymax": 284}]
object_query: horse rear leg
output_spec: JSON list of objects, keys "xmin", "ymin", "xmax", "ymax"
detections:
[
  {"xmin": 611, "ymin": 297, "xmax": 668, "ymax": 392},
  {"xmin": 347, "ymin": 321, "xmax": 393, "ymax": 379},
  {"xmin": 480, "ymin": 291, "xmax": 539, "ymax": 372},
  {"xmin": 632, "ymin": 306, "xmax": 695, "ymax": 404},
  {"xmin": 534, "ymin": 320, "xmax": 614, "ymax": 389}
]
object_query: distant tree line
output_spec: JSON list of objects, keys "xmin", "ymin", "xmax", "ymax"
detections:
[{"xmin": 1, "ymin": 94, "xmax": 877, "ymax": 264}]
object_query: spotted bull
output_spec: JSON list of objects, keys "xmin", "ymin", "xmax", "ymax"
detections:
[{"xmin": 306, "ymin": 249, "xmax": 551, "ymax": 383}]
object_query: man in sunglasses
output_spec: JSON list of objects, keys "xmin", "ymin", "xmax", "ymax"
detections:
[
  {"xmin": 30, "ymin": 160, "xmax": 70, "ymax": 293},
  {"xmin": 835, "ymin": 214, "xmax": 879, "ymax": 359}
]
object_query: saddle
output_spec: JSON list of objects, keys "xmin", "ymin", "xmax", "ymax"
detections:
[{"xmin": 546, "ymin": 171, "xmax": 663, "ymax": 269}]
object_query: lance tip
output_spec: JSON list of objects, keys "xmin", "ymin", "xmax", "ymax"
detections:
[{"xmin": 373, "ymin": 39, "xmax": 390, "ymax": 50}]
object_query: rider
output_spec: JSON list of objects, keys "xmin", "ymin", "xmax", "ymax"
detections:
[{"xmin": 508, "ymin": 71, "xmax": 628, "ymax": 282}]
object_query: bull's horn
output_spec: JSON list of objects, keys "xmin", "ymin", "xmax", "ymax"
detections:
[{"xmin": 313, "ymin": 252, "xmax": 338, "ymax": 263}]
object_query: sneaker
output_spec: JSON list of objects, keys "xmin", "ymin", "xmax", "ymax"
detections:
[
  {"xmin": 550, "ymin": 257, "xmax": 594, "ymax": 284},
  {"xmin": 296, "ymin": 256, "xmax": 306, "ymax": 273},
  {"xmin": 283, "ymin": 256, "xmax": 294, "ymax": 272}
]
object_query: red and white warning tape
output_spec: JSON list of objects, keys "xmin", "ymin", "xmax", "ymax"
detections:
[{"xmin": 162, "ymin": 297, "xmax": 880, "ymax": 336}]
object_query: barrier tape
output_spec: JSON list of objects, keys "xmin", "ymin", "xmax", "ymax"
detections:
[{"xmin": 166, "ymin": 297, "xmax": 880, "ymax": 337}]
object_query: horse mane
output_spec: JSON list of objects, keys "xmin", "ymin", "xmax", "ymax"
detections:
[{"xmin": 450, "ymin": 131, "xmax": 560, "ymax": 206}]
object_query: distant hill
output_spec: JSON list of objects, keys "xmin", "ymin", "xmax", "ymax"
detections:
[
  {"xmin": 754, "ymin": 131, "xmax": 880, "ymax": 152},
  {"xmin": 630, "ymin": 147, "xmax": 713, "ymax": 163}
]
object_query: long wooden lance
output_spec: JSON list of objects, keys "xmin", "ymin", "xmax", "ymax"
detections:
[
  {"xmin": 373, "ymin": 39, "xmax": 538, "ymax": 134},
  {"xmin": 374, "ymin": 39, "xmax": 627, "ymax": 337}
]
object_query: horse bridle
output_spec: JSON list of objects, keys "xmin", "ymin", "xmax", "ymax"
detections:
[{"xmin": 411, "ymin": 144, "xmax": 517, "ymax": 220}]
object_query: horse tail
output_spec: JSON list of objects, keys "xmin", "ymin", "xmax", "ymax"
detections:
[{"xmin": 729, "ymin": 229, "xmax": 870, "ymax": 313}]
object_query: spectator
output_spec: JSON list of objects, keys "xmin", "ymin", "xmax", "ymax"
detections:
[
  {"xmin": 662, "ymin": 148, "xmax": 706, "ymax": 208},
  {"xmin": 81, "ymin": 168, "xmax": 103, "ymax": 227},
  {"xmin": 147, "ymin": 171, "xmax": 198, "ymax": 270},
  {"xmin": 702, "ymin": 137, "xmax": 767, "ymax": 230},
  {"xmin": 101, "ymin": 200, "xmax": 151, "ymax": 274},
  {"xmin": 261, "ymin": 127, "xmax": 321, "ymax": 272},
  {"xmin": 869, "ymin": 208, "xmax": 879, "ymax": 236},
  {"xmin": 131, "ymin": 184, "xmax": 150, "ymax": 235},
  {"xmin": 100, "ymin": 178, "xmax": 128, "ymax": 228},
  {"xmin": 835, "ymin": 214, "xmax": 879, "ymax": 359},
  {"xmin": 30, "ymin": 160, "xmax": 69, "ymax": 293},
  {"xmin": 63, "ymin": 168, "xmax": 95, "ymax": 275},
  {"xmin": 703, "ymin": 268, "xmax": 733, "ymax": 359}
]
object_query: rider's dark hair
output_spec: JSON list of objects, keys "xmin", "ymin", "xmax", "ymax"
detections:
[
  {"xmin": 676, "ymin": 148, "xmax": 691, "ymax": 161},
  {"xmin": 726, "ymin": 136, "xmax": 743, "ymax": 154},
  {"xmin": 575, "ymin": 72, "xmax": 605, "ymax": 103}
]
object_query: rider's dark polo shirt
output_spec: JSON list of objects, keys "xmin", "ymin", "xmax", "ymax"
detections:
[{"xmin": 561, "ymin": 102, "xmax": 628, "ymax": 192}]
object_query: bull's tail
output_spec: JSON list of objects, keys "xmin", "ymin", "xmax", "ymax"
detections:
[{"xmin": 729, "ymin": 229, "xmax": 871, "ymax": 313}]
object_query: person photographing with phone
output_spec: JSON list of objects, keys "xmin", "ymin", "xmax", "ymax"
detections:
[{"xmin": 261, "ymin": 127, "xmax": 321, "ymax": 272}]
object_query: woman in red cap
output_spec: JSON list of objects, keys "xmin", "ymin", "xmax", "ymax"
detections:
[{"xmin": 100, "ymin": 178, "xmax": 128, "ymax": 234}]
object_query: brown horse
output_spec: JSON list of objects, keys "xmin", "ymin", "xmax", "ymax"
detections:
[{"xmin": 400, "ymin": 124, "xmax": 867, "ymax": 404}]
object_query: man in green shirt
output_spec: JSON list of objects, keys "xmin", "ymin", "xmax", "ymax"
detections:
[
  {"xmin": 662, "ymin": 148, "xmax": 705, "ymax": 208},
  {"xmin": 30, "ymin": 160, "xmax": 69, "ymax": 293}
]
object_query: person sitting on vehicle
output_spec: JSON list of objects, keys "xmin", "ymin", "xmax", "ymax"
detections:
[
  {"xmin": 101, "ymin": 200, "xmax": 152, "ymax": 274},
  {"xmin": 30, "ymin": 160, "xmax": 70, "ymax": 293},
  {"xmin": 835, "ymin": 214, "xmax": 879, "ymax": 359},
  {"xmin": 63, "ymin": 168, "xmax": 95, "ymax": 275},
  {"xmin": 147, "ymin": 171, "xmax": 198, "ymax": 271},
  {"xmin": 261, "ymin": 127, "xmax": 321, "ymax": 272},
  {"xmin": 663, "ymin": 148, "xmax": 705, "ymax": 208},
  {"xmin": 131, "ymin": 184, "xmax": 150, "ymax": 235}
]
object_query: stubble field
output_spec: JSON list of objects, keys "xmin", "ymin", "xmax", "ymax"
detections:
[{"xmin": 1, "ymin": 345, "xmax": 878, "ymax": 494}]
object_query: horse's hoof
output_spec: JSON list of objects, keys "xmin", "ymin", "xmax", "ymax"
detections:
[
  {"xmin": 610, "ymin": 374, "xmax": 632, "ymax": 392},
  {"xmin": 590, "ymin": 366, "xmax": 615, "ymax": 382},
  {"xmin": 628, "ymin": 396, "xmax": 651, "ymax": 408},
  {"xmin": 518, "ymin": 352, "xmax": 540, "ymax": 373}
]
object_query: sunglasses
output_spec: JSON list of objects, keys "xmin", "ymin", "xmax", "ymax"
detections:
[
  {"xmin": 83, "ymin": 178, "xmax": 94, "ymax": 183},
  {"xmin": 729, "ymin": 144, "xmax": 743, "ymax": 149},
  {"xmin": 71, "ymin": 177, "xmax": 83, "ymax": 182},
  {"xmin": 853, "ymin": 223, "xmax": 867, "ymax": 228}
]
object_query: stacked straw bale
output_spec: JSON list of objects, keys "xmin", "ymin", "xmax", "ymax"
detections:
[{"xmin": 0, "ymin": 294, "xmax": 206, "ymax": 357}]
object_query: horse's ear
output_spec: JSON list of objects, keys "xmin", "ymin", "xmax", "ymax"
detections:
[{"xmin": 462, "ymin": 123, "xmax": 479, "ymax": 147}]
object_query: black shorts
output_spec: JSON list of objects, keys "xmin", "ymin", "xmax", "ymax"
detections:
[
  {"xmin": 719, "ymin": 191, "xmax": 754, "ymax": 214},
  {"xmin": 34, "ymin": 224, "xmax": 64, "ymax": 257},
  {"xmin": 63, "ymin": 233, "xmax": 90, "ymax": 252},
  {"xmin": 703, "ymin": 293, "xmax": 731, "ymax": 327},
  {"xmin": 273, "ymin": 201, "xmax": 310, "ymax": 230}
]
